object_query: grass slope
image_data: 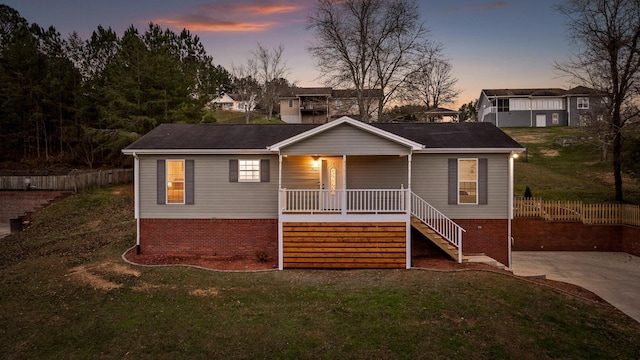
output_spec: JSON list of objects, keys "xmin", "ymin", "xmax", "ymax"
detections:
[
  {"xmin": 504, "ymin": 127, "xmax": 640, "ymax": 204},
  {"xmin": 1, "ymin": 185, "xmax": 639, "ymax": 359}
]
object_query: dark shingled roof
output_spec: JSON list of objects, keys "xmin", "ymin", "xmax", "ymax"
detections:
[
  {"xmin": 373, "ymin": 122, "xmax": 522, "ymax": 149},
  {"xmin": 124, "ymin": 122, "xmax": 523, "ymax": 151},
  {"xmin": 483, "ymin": 86, "xmax": 603, "ymax": 98},
  {"xmin": 483, "ymin": 88, "xmax": 566, "ymax": 97}
]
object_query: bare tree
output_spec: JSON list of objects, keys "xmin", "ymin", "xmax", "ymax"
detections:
[
  {"xmin": 231, "ymin": 60, "xmax": 260, "ymax": 124},
  {"xmin": 401, "ymin": 44, "xmax": 460, "ymax": 113},
  {"xmin": 307, "ymin": 0, "xmax": 433, "ymax": 121},
  {"xmin": 556, "ymin": 0, "xmax": 640, "ymax": 202},
  {"xmin": 252, "ymin": 43, "xmax": 289, "ymax": 119}
]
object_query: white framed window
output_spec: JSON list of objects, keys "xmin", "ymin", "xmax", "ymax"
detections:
[
  {"xmin": 288, "ymin": 99, "xmax": 293, "ymax": 108},
  {"xmin": 458, "ymin": 159, "xmax": 478, "ymax": 204},
  {"xmin": 239, "ymin": 160, "xmax": 261, "ymax": 182},
  {"xmin": 166, "ymin": 159, "xmax": 185, "ymax": 204},
  {"xmin": 552, "ymin": 113, "xmax": 559, "ymax": 124},
  {"xmin": 577, "ymin": 97, "xmax": 589, "ymax": 109},
  {"xmin": 497, "ymin": 99, "xmax": 509, "ymax": 112}
]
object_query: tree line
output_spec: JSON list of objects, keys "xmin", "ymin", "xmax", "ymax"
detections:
[{"xmin": 0, "ymin": 5, "xmax": 237, "ymax": 169}]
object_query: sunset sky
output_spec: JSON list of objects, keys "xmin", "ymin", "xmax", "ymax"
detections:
[{"xmin": 4, "ymin": 0, "xmax": 574, "ymax": 108}]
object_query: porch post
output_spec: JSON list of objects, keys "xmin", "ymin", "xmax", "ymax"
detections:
[
  {"xmin": 406, "ymin": 152, "xmax": 412, "ymax": 269},
  {"xmin": 342, "ymin": 154, "xmax": 347, "ymax": 214},
  {"xmin": 278, "ymin": 154, "xmax": 284, "ymax": 270},
  {"xmin": 507, "ymin": 154, "xmax": 514, "ymax": 269}
]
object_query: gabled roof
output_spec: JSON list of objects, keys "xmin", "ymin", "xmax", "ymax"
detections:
[
  {"xmin": 332, "ymin": 89, "xmax": 382, "ymax": 98},
  {"xmin": 268, "ymin": 116, "xmax": 423, "ymax": 151},
  {"xmin": 482, "ymin": 86, "xmax": 603, "ymax": 98},
  {"xmin": 123, "ymin": 117, "xmax": 524, "ymax": 154},
  {"xmin": 482, "ymin": 88, "xmax": 566, "ymax": 97},
  {"xmin": 280, "ymin": 87, "xmax": 382, "ymax": 99},
  {"xmin": 565, "ymin": 86, "xmax": 604, "ymax": 96},
  {"xmin": 281, "ymin": 87, "xmax": 333, "ymax": 97}
]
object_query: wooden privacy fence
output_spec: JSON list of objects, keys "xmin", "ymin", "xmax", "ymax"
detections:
[
  {"xmin": 0, "ymin": 169, "xmax": 132, "ymax": 192},
  {"xmin": 514, "ymin": 197, "xmax": 640, "ymax": 227}
]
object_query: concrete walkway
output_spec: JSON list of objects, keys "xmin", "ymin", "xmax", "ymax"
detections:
[{"xmin": 512, "ymin": 251, "xmax": 640, "ymax": 323}]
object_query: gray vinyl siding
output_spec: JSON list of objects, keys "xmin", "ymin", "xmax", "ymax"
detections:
[
  {"xmin": 281, "ymin": 156, "xmax": 319, "ymax": 189},
  {"xmin": 282, "ymin": 123, "xmax": 410, "ymax": 155},
  {"xmin": 346, "ymin": 156, "xmax": 408, "ymax": 189},
  {"xmin": 494, "ymin": 110, "xmax": 567, "ymax": 127},
  {"xmin": 411, "ymin": 153, "xmax": 509, "ymax": 219},
  {"xmin": 139, "ymin": 154, "xmax": 278, "ymax": 219}
]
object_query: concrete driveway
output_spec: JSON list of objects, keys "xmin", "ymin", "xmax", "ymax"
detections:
[{"xmin": 512, "ymin": 251, "xmax": 640, "ymax": 323}]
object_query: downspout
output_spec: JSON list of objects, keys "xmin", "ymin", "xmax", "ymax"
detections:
[
  {"xmin": 567, "ymin": 97, "xmax": 571, "ymax": 126},
  {"xmin": 278, "ymin": 154, "xmax": 283, "ymax": 270},
  {"xmin": 406, "ymin": 152, "xmax": 412, "ymax": 269},
  {"xmin": 530, "ymin": 97, "xmax": 533, "ymax": 127},
  {"xmin": 494, "ymin": 96, "xmax": 499, "ymax": 127},
  {"xmin": 133, "ymin": 152, "xmax": 141, "ymax": 254},
  {"xmin": 508, "ymin": 153, "xmax": 515, "ymax": 269}
]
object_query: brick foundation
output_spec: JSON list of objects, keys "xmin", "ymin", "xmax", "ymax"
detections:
[
  {"xmin": 140, "ymin": 219, "xmax": 278, "ymax": 260},
  {"xmin": 622, "ymin": 226, "xmax": 640, "ymax": 257},
  {"xmin": 454, "ymin": 219, "xmax": 509, "ymax": 266},
  {"xmin": 512, "ymin": 218, "xmax": 640, "ymax": 257}
]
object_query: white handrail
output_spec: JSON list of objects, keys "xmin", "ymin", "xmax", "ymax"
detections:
[
  {"xmin": 280, "ymin": 189, "xmax": 406, "ymax": 213},
  {"xmin": 410, "ymin": 192, "xmax": 465, "ymax": 263}
]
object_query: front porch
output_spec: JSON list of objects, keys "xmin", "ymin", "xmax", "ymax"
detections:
[
  {"xmin": 277, "ymin": 187, "xmax": 465, "ymax": 269},
  {"xmin": 268, "ymin": 119, "xmax": 467, "ymax": 270}
]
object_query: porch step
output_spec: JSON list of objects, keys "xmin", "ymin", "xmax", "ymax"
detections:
[
  {"xmin": 465, "ymin": 255, "xmax": 506, "ymax": 270},
  {"xmin": 411, "ymin": 217, "xmax": 464, "ymax": 262}
]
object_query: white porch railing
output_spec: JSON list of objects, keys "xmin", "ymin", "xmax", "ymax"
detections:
[
  {"xmin": 410, "ymin": 192, "xmax": 465, "ymax": 263},
  {"xmin": 279, "ymin": 188, "xmax": 465, "ymax": 263},
  {"xmin": 280, "ymin": 189, "xmax": 407, "ymax": 214}
]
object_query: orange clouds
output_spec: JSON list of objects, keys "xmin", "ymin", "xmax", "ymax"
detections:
[{"xmin": 155, "ymin": 1, "xmax": 307, "ymax": 33}]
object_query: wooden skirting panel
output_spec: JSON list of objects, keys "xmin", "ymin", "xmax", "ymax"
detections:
[{"xmin": 283, "ymin": 222, "xmax": 406, "ymax": 269}]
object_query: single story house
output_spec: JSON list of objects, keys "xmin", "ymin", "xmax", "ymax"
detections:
[
  {"xmin": 477, "ymin": 86, "xmax": 607, "ymax": 127},
  {"xmin": 122, "ymin": 117, "xmax": 525, "ymax": 269},
  {"xmin": 209, "ymin": 93, "xmax": 256, "ymax": 112}
]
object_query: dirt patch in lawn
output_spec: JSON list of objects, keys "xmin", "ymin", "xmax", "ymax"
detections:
[
  {"xmin": 67, "ymin": 261, "xmax": 141, "ymax": 291},
  {"xmin": 540, "ymin": 149, "xmax": 560, "ymax": 157},
  {"xmin": 190, "ymin": 288, "xmax": 220, "ymax": 297},
  {"xmin": 510, "ymin": 134, "xmax": 549, "ymax": 144}
]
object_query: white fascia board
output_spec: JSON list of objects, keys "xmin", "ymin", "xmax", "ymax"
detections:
[
  {"xmin": 414, "ymin": 147, "xmax": 526, "ymax": 154},
  {"xmin": 268, "ymin": 116, "xmax": 423, "ymax": 151},
  {"xmin": 121, "ymin": 148, "xmax": 275, "ymax": 156}
]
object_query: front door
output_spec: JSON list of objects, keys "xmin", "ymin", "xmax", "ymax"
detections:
[
  {"xmin": 536, "ymin": 114, "xmax": 547, "ymax": 127},
  {"xmin": 320, "ymin": 157, "xmax": 343, "ymax": 211}
]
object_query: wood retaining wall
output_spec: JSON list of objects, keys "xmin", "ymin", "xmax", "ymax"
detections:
[{"xmin": 282, "ymin": 222, "xmax": 406, "ymax": 269}]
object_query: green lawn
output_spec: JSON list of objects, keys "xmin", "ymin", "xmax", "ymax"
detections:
[
  {"xmin": 503, "ymin": 127, "xmax": 640, "ymax": 204},
  {"xmin": 1, "ymin": 185, "xmax": 639, "ymax": 359}
]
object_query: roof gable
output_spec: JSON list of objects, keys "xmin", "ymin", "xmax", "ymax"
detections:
[{"xmin": 268, "ymin": 117, "xmax": 423, "ymax": 151}]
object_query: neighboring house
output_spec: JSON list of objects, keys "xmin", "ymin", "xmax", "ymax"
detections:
[
  {"xmin": 477, "ymin": 86, "xmax": 607, "ymax": 127},
  {"xmin": 280, "ymin": 87, "xmax": 382, "ymax": 124},
  {"xmin": 209, "ymin": 93, "xmax": 256, "ymax": 112},
  {"xmin": 423, "ymin": 107, "xmax": 460, "ymax": 122},
  {"xmin": 122, "ymin": 117, "xmax": 525, "ymax": 269}
]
